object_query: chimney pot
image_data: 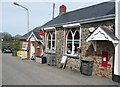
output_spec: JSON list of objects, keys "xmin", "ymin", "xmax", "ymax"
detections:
[{"xmin": 59, "ymin": 5, "xmax": 66, "ymax": 15}]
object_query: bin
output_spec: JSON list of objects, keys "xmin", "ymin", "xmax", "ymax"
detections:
[
  {"xmin": 42, "ymin": 56, "xmax": 47, "ymax": 63},
  {"xmin": 47, "ymin": 56, "xmax": 52, "ymax": 65},
  {"xmin": 36, "ymin": 56, "xmax": 46, "ymax": 64},
  {"xmin": 80, "ymin": 60, "xmax": 94, "ymax": 76},
  {"xmin": 12, "ymin": 49, "xmax": 17, "ymax": 56}
]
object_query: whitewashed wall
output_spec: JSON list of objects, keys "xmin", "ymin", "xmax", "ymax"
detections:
[
  {"xmin": 115, "ymin": 0, "xmax": 120, "ymax": 76},
  {"xmin": 118, "ymin": 0, "xmax": 120, "ymax": 76}
]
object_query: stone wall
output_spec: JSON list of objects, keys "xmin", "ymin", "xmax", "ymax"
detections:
[
  {"xmin": 92, "ymin": 41, "xmax": 114, "ymax": 79},
  {"xmin": 81, "ymin": 20, "xmax": 115, "ymax": 60},
  {"xmin": 66, "ymin": 57, "xmax": 80, "ymax": 71},
  {"xmin": 43, "ymin": 20, "xmax": 115, "ymax": 79},
  {"xmin": 45, "ymin": 53, "xmax": 56, "ymax": 65},
  {"xmin": 81, "ymin": 20, "xmax": 115, "ymax": 79},
  {"xmin": 55, "ymin": 27, "xmax": 64, "ymax": 67},
  {"xmin": 55, "ymin": 27, "xmax": 81, "ymax": 70}
]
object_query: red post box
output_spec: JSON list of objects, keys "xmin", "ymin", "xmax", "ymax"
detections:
[{"xmin": 101, "ymin": 51, "xmax": 108, "ymax": 67}]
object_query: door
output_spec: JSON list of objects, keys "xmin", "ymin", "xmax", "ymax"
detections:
[{"xmin": 30, "ymin": 42, "xmax": 35, "ymax": 59}]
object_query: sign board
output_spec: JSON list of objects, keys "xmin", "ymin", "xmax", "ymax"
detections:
[
  {"xmin": 60, "ymin": 56, "xmax": 67, "ymax": 64},
  {"xmin": 39, "ymin": 32, "xmax": 44, "ymax": 36}
]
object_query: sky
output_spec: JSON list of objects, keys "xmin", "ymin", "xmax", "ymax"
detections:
[{"xmin": 1, "ymin": 0, "xmax": 110, "ymax": 36}]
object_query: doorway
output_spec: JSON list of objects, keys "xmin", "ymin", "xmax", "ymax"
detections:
[{"xmin": 30, "ymin": 42, "xmax": 35, "ymax": 60}]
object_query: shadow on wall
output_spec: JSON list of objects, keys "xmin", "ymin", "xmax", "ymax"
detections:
[
  {"xmin": 85, "ymin": 44, "xmax": 94, "ymax": 57},
  {"xmin": 85, "ymin": 41, "xmax": 115, "ymax": 60}
]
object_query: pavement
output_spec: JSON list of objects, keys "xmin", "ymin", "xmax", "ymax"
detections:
[{"xmin": 2, "ymin": 53, "xmax": 119, "ymax": 85}]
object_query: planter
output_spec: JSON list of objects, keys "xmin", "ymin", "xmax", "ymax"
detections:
[
  {"xmin": 36, "ymin": 56, "xmax": 46, "ymax": 64},
  {"xmin": 36, "ymin": 56, "xmax": 42, "ymax": 63}
]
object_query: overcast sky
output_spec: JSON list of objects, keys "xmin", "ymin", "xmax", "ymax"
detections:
[{"xmin": 1, "ymin": 0, "xmax": 110, "ymax": 36}]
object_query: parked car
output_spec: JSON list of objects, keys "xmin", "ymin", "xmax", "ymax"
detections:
[{"xmin": 2, "ymin": 46, "xmax": 12, "ymax": 53}]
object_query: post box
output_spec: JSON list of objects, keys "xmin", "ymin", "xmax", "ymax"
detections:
[{"xmin": 101, "ymin": 51, "xmax": 108, "ymax": 67}]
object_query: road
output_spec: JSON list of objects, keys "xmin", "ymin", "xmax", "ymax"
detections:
[{"xmin": 2, "ymin": 53, "xmax": 118, "ymax": 85}]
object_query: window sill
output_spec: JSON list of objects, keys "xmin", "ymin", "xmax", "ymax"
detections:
[{"xmin": 65, "ymin": 54, "xmax": 79, "ymax": 59}]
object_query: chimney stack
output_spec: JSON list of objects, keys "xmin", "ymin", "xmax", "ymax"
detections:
[{"xmin": 59, "ymin": 5, "xmax": 66, "ymax": 15}]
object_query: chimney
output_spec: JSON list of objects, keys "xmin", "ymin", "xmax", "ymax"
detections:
[{"xmin": 59, "ymin": 5, "xmax": 66, "ymax": 15}]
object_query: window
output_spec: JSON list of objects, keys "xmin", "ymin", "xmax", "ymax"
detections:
[
  {"xmin": 48, "ymin": 33, "xmax": 51, "ymax": 49},
  {"xmin": 66, "ymin": 28, "xmax": 80, "ymax": 55},
  {"xmin": 22, "ymin": 42, "xmax": 28, "ymax": 51},
  {"xmin": 47, "ymin": 32, "xmax": 55, "ymax": 52},
  {"xmin": 52, "ymin": 33, "xmax": 55, "ymax": 51},
  {"xmin": 67, "ymin": 31, "xmax": 72, "ymax": 54}
]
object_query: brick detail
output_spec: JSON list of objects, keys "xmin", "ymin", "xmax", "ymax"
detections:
[
  {"xmin": 43, "ymin": 20, "xmax": 115, "ymax": 79},
  {"xmin": 80, "ymin": 20, "xmax": 115, "ymax": 79},
  {"xmin": 34, "ymin": 41, "xmax": 42, "ymax": 57},
  {"xmin": 27, "ymin": 40, "xmax": 30, "ymax": 59},
  {"xmin": 20, "ymin": 40, "xmax": 23, "ymax": 51}
]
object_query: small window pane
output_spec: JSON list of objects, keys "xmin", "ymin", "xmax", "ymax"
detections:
[
  {"xmin": 67, "ymin": 40, "xmax": 72, "ymax": 44},
  {"xmin": 71, "ymin": 28, "xmax": 76, "ymax": 33},
  {"xmin": 74, "ymin": 41, "xmax": 79, "ymax": 54},
  {"xmin": 52, "ymin": 41, "xmax": 55, "ymax": 48},
  {"xmin": 52, "ymin": 33, "xmax": 55, "ymax": 39},
  {"xmin": 74, "ymin": 31, "xmax": 80, "ymax": 54},
  {"xmin": 48, "ymin": 41, "xmax": 51, "ymax": 49},
  {"xmin": 68, "ymin": 32, "xmax": 72, "ymax": 39},
  {"xmin": 67, "ymin": 44, "xmax": 72, "ymax": 54},
  {"xmin": 48, "ymin": 34, "xmax": 51, "ymax": 40},
  {"xmin": 48, "ymin": 33, "xmax": 51, "ymax": 49},
  {"xmin": 74, "ymin": 40, "xmax": 79, "ymax": 44},
  {"xmin": 74, "ymin": 31, "xmax": 79, "ymax": 39}
]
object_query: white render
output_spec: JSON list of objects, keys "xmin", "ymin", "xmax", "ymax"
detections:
[{"xmin": 114, "ymin": 0, "xmax": 120, "ymax": 76}]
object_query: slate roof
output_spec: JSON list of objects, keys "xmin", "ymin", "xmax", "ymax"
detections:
[
  {"xmin": 20, "ymin": 35, "xmax": 28, "ymax": 40},
  {"xmin": 33, "ymin": 32, "xmax": 42, "ymax": 41},
  {"xmin": 21, "ymin": 1, "xmax": 115, "ymax": 38},
  {"xmin": 21, "ymin": 26, "xmax": 41, "ymax": 39},
  {"xmin": 100, "ymin": 26, "xmax": 119, "ymax": 41},
  {"xmin": 42, "ymin": 2, "xmax": 115, "ymax": 28}
]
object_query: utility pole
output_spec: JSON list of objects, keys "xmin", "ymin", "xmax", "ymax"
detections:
[
  {"xmin": 13, "ymin": 2, "xmax": 29, "ymax": 37},
  {"xmin": 52, "ymin": 3, "xmax": 55, "ymax": 19}
]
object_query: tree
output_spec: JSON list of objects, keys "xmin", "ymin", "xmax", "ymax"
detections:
[{"xmin": 1, "ymin": 32, "xmax": 21, "ymax": 50}]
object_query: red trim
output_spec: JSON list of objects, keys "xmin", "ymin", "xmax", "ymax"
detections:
[{"xmin": 39, "ymin": 32, "xmax": 44, "ymax": 36}]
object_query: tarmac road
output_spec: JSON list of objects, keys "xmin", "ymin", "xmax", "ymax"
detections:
[{"xmin": 2, "ymin": 53, "xmax": 118, "ymax": 85}]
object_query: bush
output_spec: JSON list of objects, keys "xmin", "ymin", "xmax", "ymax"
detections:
[{"xmin": 11, "ymin": 42, "xmax": 20, "ymax": 51}]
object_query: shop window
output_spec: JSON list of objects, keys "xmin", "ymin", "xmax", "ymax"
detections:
[
  {"xmin": 48, "ymin": 33, "xmax": 51, "ymax": 50},
  {"xmin": 67, "ymin": 31, "xmax": 72, "ymax": 54},
  {"xmin": 47, "ymin": 32, "xmax": 55, "ymax": 52},
  {"xmin": 22, "ymin": 42, "xmax": 28, "ymax": 51},
  {"xmin": 66, "ymin": 28, "xmax": 80, "ymax": 55}
]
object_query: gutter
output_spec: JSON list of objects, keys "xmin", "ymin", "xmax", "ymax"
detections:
[{"xmin": 79, "ymin": 14, "xmax": 115, "ymax": 24}]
